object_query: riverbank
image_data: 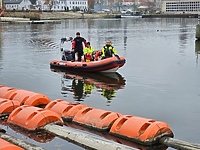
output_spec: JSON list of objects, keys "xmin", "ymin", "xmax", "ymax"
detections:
[
  {"xmin": 1, "ymin": 11, "xmax": 198, "ymax": 21},
  {"xmin": 142, "ymin": 13, "xmax": 198, "ymax": 18},
  {"xmin": 1, "ymin": 11, "xmax": 121, "ymax": 20}
]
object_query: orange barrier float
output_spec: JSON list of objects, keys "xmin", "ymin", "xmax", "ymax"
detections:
[
  {"xmin": 109, "ymin": 115, "xmax": 174, "ymax": 145},
  {"xmin": 3, "ymin": 85, "xmax": 198, "ymax": 149},
  {"xmin": 64, "ymin": 122, "xmax": 168, "ymax": 150},
  {"xmin": 0, "ymin": 138, "xmax": 24, "ymax": 150},
  {"xmin": 0, "ymin": 98, "xmax": 20, "ymax": 115},
  {"xmin": 45, "ymin": 99, "xmax": 87, "ymax": 121},
  {"xmin": 73, "ymin": 107, "xmax": 122, "ymax": 131},
  {"xmin": 4, "ymin": 89, "xmax": 50, "ymax": 106},
  {"xmin": 7, "ymin": 105, "xmax": 63, "ymax": 130},
  {"xmin": 0, "ymin": 85, "xmax": 16, "ymax": 98}
]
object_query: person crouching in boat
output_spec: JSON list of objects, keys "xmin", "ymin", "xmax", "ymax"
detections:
[
  {"xmin": 101, "ymin": 40, "xmax": 119, "ymax": 59},
  {"xmin": 83, "ymin": 42, "xmax": 95, "ymax": 62},
  {"xmin": 71, "ymin": 32, "xmax": 87, "ymax": 62}
]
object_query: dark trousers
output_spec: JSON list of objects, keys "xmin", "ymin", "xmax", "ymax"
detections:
[{"xmin": 72, "ymin": 49, "xmax": 83, "ymax": 62}]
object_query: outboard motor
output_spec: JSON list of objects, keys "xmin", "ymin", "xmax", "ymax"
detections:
[
  {"xmin": 60, "ymin": 36, "xmax": 73, "ymax": 61},
  {"xmin": 62, "ymin": 50, "xmax": 73, "ymax": 61}
]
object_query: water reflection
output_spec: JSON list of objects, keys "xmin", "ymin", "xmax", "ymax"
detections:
[
  {"xmin": 28, "ymin": 38, "xmax": 59, "ymax": 50},
  {"xmin": 160, "ymin": 18, "xmax": 196, "ymax": 51},
  {"xmin": 123, "ymin": 19, "xmax": 128, "ymax": 51},
  {"xmin": 9, "ymin": 125, "xmax": 55, "ymax": 143},
  {"xmin": 179, "ymin": 19, "xmax": 188, "ymax": 50},
  {"xmin": 0, "ymin": 119, "xmax": 55, "ymax": 143},
  {"xmin": 51, "ymin": 69, "xmax": 126, "ymax": 104},
  {"xmin": 195, "ymin": 40, "xmax": 200, "ymax": 64},
  {"xmin": 72, "ymin": 79, "xmax": 85, "ymax": 101}
]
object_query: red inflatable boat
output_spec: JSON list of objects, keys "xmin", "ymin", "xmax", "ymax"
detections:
[{"xmin": 50, "ymin": 56, "xmax": 126, "ymax": 73}]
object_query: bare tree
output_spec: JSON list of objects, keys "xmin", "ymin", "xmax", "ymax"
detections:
[{"xmin": 88, "ymin": 0, "xmax": 95, "ymax": 11}]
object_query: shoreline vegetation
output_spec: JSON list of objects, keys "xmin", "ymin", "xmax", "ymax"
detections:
[
  {"xmin": 0, "ymin": 11, "xmax": 198, "ymax": 22},
  {"xmin": 1, "ymin": 11, "xmax": 121, "ymax": 20}
]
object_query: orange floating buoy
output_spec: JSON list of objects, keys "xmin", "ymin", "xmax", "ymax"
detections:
[
  {"xmin": 62, "ymin": 104, "xmax": 87, "ymax": 121},
  {"xmin": 0, "ymin": 98, "xmax": 20, "ymax": 114},
  {"xmin": 45, "ymin": 99, "xmax": 72, "ymax": 106},
  {"xmin": 5, "ymin": 89, "xmax": 50, "ymax": 106},
  {"xmin": 109, "ymin": 115, "xmax": 174, "ymax": 145},
  {"xmin": 73, "ymin": 107, "xmax": 121, "ymax": 131},
  {"xmin": 45, "ymin": 99, "xmax": 75, "ymax": 117},
  {"xmin": 64, "ymin": 122, "xmax": 168, "ymax": 150},
  {"xmin": 0, "ymin": 138, "xmax": 24, "ymax": 150},
  {"xmin": 0, "ymin": 85, "xmax": 16, "ymax": 98},
  {"xmin": 7, "ymin": 105, "xmax": 63, "ymax": 130},
  {"xmin": 45, "ymin": 99, "xmax": 87, "ymax": 122}
]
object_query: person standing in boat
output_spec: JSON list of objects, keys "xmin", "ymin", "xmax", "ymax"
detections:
[
  {"xmin": 83, "ymin": 42, "xmax": 95, "ymax": 62},
  {"xmin": 101, "ymin": 40, "xmax": 119, "ymax": 59},
  {"xmin": 71, "ymin": 32, "xmax": 87, "ymax": 62}
]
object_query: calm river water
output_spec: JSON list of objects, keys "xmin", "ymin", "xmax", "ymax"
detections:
[{"xmin": 0, "ymin": 17, "xmax": 200, "ymax": 150}]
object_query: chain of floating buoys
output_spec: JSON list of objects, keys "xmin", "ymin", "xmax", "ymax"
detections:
[{"xmin": 0, "ymin": 85, "xmax": 200, "ymax": 150}]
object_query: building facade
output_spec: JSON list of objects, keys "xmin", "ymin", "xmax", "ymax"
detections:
[
  {"xmin": 3, "ymin": 0, "xmax": 88, "ymax": 11},
  {"xmin": 3, "ymin": 0, "xmax": 32, "ymax": 10},
  {"xmin": 51, "ymin": 0, "xmax": 88, "ymax": 11},
  {"xmin": 162, "ymin": 0, "xmax": 200, "ymax": 14}
]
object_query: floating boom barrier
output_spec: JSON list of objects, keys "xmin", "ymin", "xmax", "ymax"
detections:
[{"xmin": 0, "ymin": 85, "xmax": 200, "ymax": 150}]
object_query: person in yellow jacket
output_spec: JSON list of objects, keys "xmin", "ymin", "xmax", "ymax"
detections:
[
  {"xmin": 101, "ymin": 40, "xmax": 119, "ymax": 59},
  {"xmin": 83, "ymin": 42, "xmax": 95, "ymax": 62}
]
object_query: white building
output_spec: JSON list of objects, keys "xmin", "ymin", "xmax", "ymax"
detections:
[
  {"xmin": 3, "ymin": 0, "xmax": 88, "ymax": 11},
  {"xmin": 162, "ymin": 0, "xmax": 200, "ymax": 14},
  {"xmin": 51, "ymin": 0, "xmax": 88, "ymax": 11},
  {"xmin": 121, "ymin": 0, "xmax": 140, "ymax": 6},
  {"xmin": 3, "ymin": 0, "xmax": 32, "ymax": 10}
]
